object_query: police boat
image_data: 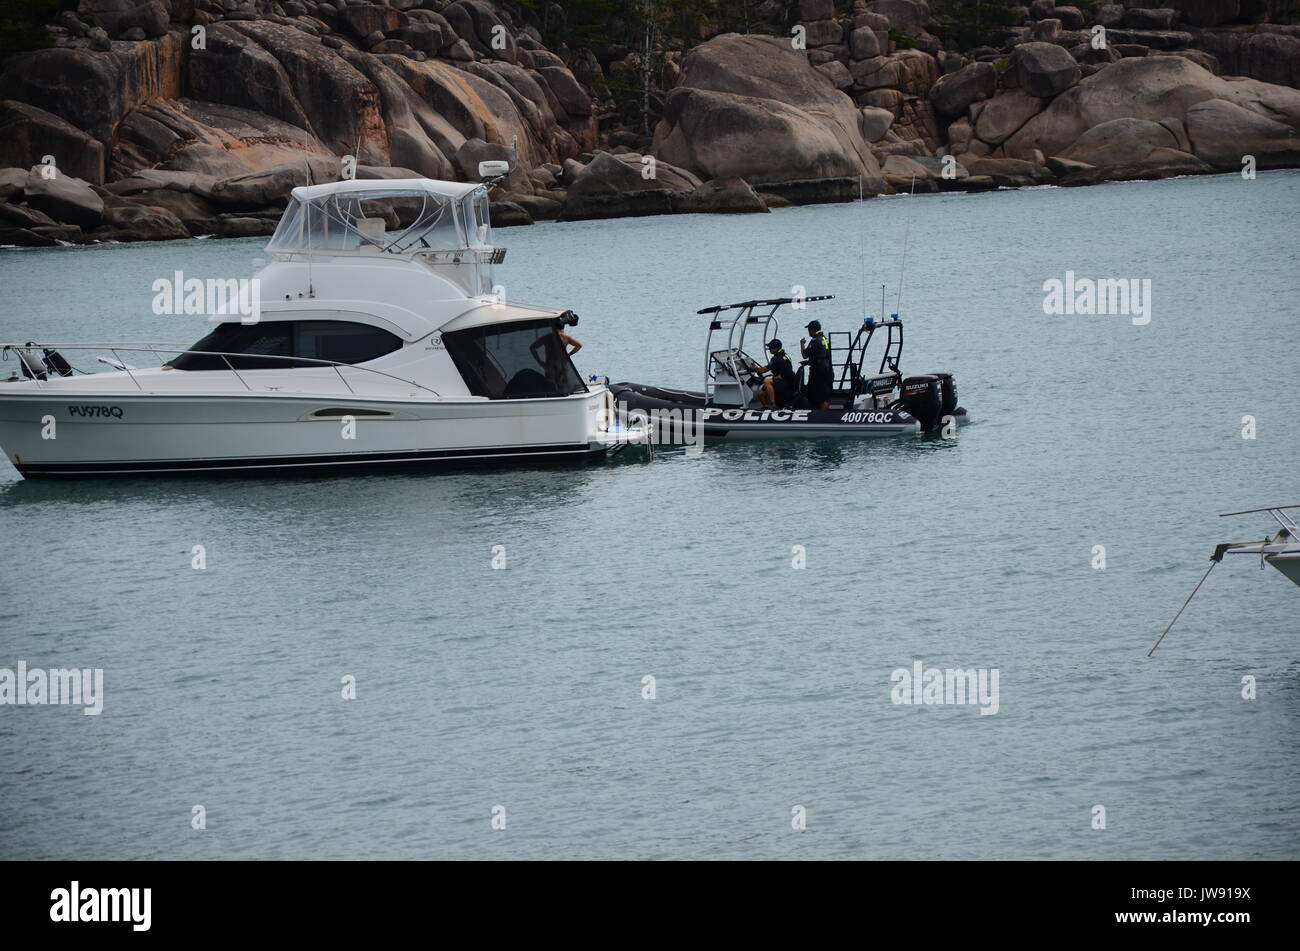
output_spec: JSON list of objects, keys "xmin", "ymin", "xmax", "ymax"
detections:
[{"xmin": 609, "ymin": 295, "xmax": 967, "ymax": 440}]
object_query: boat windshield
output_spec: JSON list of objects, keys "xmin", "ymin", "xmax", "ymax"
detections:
[
  {"xmin": 267, "ymin": 186, "xmax": 487, "ymax": 255},
  {"xmin": 442, "ymin": 319, "xmax": 588, "ymax": 399}
]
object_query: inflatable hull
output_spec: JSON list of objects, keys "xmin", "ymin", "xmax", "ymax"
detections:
[{"xmin": 609, "ymin": 382, "xmax": 957, "ymax": 440}]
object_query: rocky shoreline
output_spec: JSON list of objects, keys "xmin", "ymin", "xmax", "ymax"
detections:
[{"xmin": 1, "ymin": 0, "xmax": 1298, "ymax": 247}]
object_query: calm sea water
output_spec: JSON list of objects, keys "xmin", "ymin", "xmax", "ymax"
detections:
[{"xmin": 1, "ymin": 172, "xmax": 1297, "ymax": 860}]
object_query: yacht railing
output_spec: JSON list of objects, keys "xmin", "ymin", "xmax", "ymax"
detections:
[
  {"xmin": 0, "ymin": 343, "xmax": 441, "ymax": 397},
  {"xmin": 1220, "ymin": 504, "xmax": 1299, "ymax": 534}
]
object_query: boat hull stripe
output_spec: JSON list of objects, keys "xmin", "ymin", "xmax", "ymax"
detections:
[{"xmin": 15, "ymin": 443, "xmax": 597, "ymax": 478}]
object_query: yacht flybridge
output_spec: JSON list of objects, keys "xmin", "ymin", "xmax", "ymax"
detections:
[{"xmin": 0, "ymin": 178, "xmax": 646, "ymax": 478}]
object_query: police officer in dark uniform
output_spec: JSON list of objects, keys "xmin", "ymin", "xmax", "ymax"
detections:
[
  {"xmin": 800, "ymin": 319, "xmax": 833, "ymax": 409},
  {"xmin": 754, "ymin": 338, "xmax": 798, "ymax": 408}
]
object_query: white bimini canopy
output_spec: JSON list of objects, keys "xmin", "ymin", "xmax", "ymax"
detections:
[
  {"xmin": 289, "ymin": 178, "xmax": 483, "ymax": 202},
  {"xmin": 268, "ymin": 178, "xmax": 494, "ymax": 257}
]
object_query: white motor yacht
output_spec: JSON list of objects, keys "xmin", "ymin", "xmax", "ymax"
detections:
[{"xmin": 0, "ymin": 177, "xmax": 646, "ymax": 478}]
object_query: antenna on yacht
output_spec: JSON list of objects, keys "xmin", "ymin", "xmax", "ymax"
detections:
[
  {"xmin": 303, "ymin": 158, "xmax": 316, "ymax": 297},
  {"xmin": 895, "ymin": 173, "xmax": 916, "ymax": 316},
  {"xmin": 859, "ymin": 228, "xmax": 865, "ymax": 318}
]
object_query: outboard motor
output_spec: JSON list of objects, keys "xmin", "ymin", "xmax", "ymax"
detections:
[
  {"xmin": 930, "ymin": 372, "xmax": 958, "ymax": 418},
  {"xmin": 899, "ymin": 375, "xmax": 942, "ymax": 431}
]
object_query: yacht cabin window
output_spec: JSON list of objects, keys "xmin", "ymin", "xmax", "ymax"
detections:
[{"xmin": 171, "ymin": 321, "xmax": 401, "ymax": 370}]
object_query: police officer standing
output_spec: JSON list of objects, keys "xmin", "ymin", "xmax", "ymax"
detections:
[{"xmin": 800, "ymin": 319, "xmax": 833, "ymax": 409}]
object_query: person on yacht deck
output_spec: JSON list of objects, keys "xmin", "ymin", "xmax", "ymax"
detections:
[{"xmin": 556, "ymin": 327, "xmax": 581, "ymax": 356}]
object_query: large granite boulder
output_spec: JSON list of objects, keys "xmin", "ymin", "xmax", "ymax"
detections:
[
  {"xmin": 1219, "ymin": 32, "xmax": 1300, "ymax": 90},
  {"xmin": 461, "ymin": 61, "xmax": 557, "ymax": 149},
  {"xmin": 337, "ymin": 4, "xmax": 409, "ymax": 40},
  {"xmin": 0, "ymin": 201, "xmax": 58, "ymax": 229},
  {"xmin": 0, "ymin": 167, "xmax": 27, "ymax": 201},
  {"xmin": 401, "ymin": 22, "xmax": 445, "ymax": 54},
  {"xmin": 22, "ymin": 169, "xmax": 104, "ymax": 229},
  {"xmin": 559, "ymin": 150, "xmax": 697, "ymax": 220},
  {"xmin": 864, "ymin": 0, "xmax": 929, "ymax": 33},
  {"xmin": 928, "ymin": 61, "xmax": 996, "ymax": 120},
  {"xmin": 881, "ymin": 154, "xmax": 935, "ymax": 188},
  {"xmin": 960, "ymin": 156, "xmax": 1054, "ymax": 186},
  {"xmin": 99, "ymin": 202, "xmax": 189, "ymax": 241},
  {"xmin": 1007, "ymin": 57, "xmax": 1300, "ymax": 157},
  {"xmin": 0, "ymin": 101, "xmax": 106, "ymax": 185},
  {"xmin": 111, "ymin": 100, "xmax": 336, "ymax": 181},
  {"xmin": 652, "ymin": 34, "xmax": 881, "ymax": 185},
  {"xmin": 802, "ymin": 19, "xmax": 846, "ymax": 47},
  {"xmin": 1054, "ymin": 155, "xmax": 1216, "ymax": 185},
  {"xmin": 799, "ymin": 0, "xmax": 836, "ymax": 19},
  {"xmin": 121, "ymin": 188, "xmax": 219, "ymax": 235},
  {"xmin": 1031, "ymin": 18, "xmax": 1062, "ymax": 42},
  {"xmin": 105, "ymin": 168, "xmax": 217, "ymax": 196},
  {"xmin": 1058, "ymin": 117, "xmax": 1186, "ymax": 165},
  {"xmin": 187, "ymin": 23, "xmax": 314, "ymax": 134},
  {"xmin": 1097, "ymin": 3, "xmax": 1126, "ymax": 27},
  {"xmin": 1123, "ymin": 8, "xmax": 1178, "ymax": 29},
  {"xmin": 0, "ymin": 34, "xmax": 186, "ymax": 153},
  {"xmin": 1053, "ymin": 5, "xmax": 1086, "ymax": 29},
  {"xmin": 77, "ymin": 0, "xmax": 168, "ymax": 39},
  {"xmin": 385, "ymin": 56, "xmax": 580, "ymax": 174},
  {"xmin": 859, "ymin": 105, "xmax": 895, "ymax": 142},
  {"xmin": 206, "ymin": 161, "xmax": 341, "ymax": 209},
  {"xmin": 817, "ymin": 61, "xmax": 854, "ymax": 91},
  {"xmin": 443, "ymin": 0, "xmax": 517, "ymax": 64},
  {"xmin": 219, "ymin": 20, "xmax": 388, "ymax": 163},
  {"xmin": 1170, "ymin": 0, "xmax": 1238, "ymax": 27},
  {"xmin": 1185, "ymin": 98, "xmax": 1300, "ymax": 169},
  {"xmin": 972, "ymin": 90, "xmax": 1047, "ymax": 145},
  {"xmin": 678, "ymin": 177, "xmax": 769, "ymax": 214},
  {"xmin": 0, "ymin": 228, "xmax": 59, "ymax": 248},
  {"xmin": 1012, "ymin": 42, "xmax": 1081, "ymax": 98},
  {"xmin": 1002, "ymin": 56, "xmax": 1300, "ymax": 158},
  {"xmin": 535, "ymin": 66, "xmax": 593, "ymax": 117},
  {"xmin": 850, "ymin": 50, "xmax": 939, "ymax": 96},
  {"xmin": 338, "ymin": 50, "xmax": 456, "ymax": 181},
  {"xmin": 850, "ymin": 27, "xmax": 881, "ymax": 61}
]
